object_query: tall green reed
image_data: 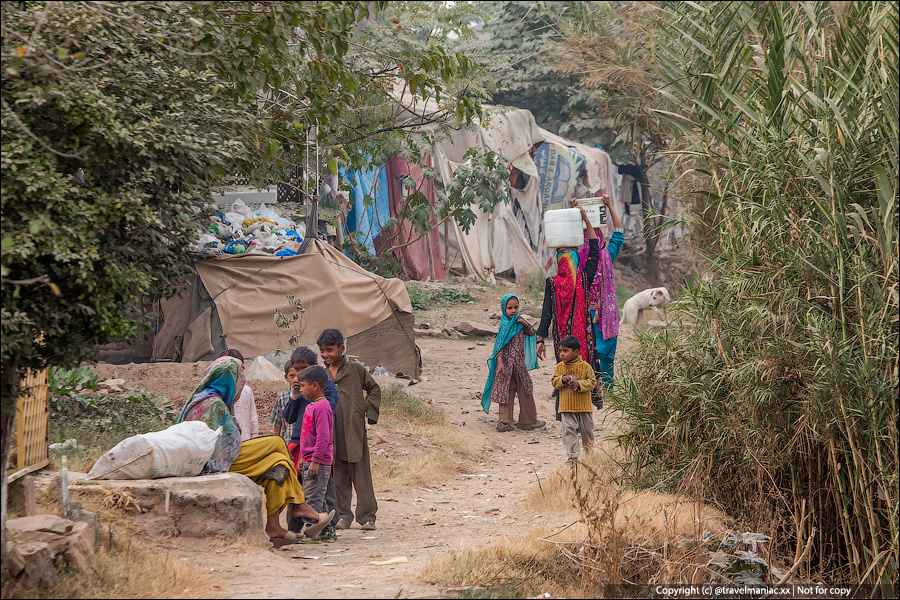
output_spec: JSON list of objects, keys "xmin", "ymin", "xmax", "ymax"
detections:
[{"xmin": 613, "ymin": 1, "xmax": 898, "ymax": 591}]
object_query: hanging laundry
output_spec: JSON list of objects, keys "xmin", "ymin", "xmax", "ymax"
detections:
[
  {"xmin": 616, "ymin": 164, "xmax": 644, "ymax": 214},
  {"xmin": 342, "ymin": 163, "xmax": 391, "ymax": 254}
]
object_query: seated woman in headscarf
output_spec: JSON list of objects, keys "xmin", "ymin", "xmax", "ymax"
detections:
[
  {"xmin": 178, "ymin": 356, "xmax": 334, "ymax": 541},
  {"xmin": 536, "ymin": 201, "xmax": 600, "ymax": 417}
]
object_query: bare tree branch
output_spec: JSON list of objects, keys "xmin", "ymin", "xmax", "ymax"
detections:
[{"xmin": 1, "ymin": 99, "xmax": 85, "ymax": 160}]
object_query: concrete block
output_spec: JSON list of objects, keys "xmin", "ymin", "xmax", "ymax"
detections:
[
  {"xmin": 70, "ymin": 472, "xmax": 266, "ymax": 540},
  {"xmin": 8, "ymin": 475, "xmax": 37, "ymax": 516}
]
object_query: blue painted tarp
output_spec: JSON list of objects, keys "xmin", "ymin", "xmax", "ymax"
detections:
[{"xmin": 343, "ymin": 164, "xmax": 391, "ymax": 254}]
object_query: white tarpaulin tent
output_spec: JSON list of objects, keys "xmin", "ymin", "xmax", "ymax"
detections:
[{"xmin": 389, "ymin": 88, "xmax": 618, "ymax": 279}]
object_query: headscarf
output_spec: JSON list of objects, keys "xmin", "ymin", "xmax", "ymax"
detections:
[
  {"xmin": 551, "ymin": 248, "xmax": 591, "ymax": 363},
  {"xmin": 579, "ymin": 227, "xmax": 619, "ymax": 340},
  {"xmin": 177, "ymin": 356, "xmax": 244, "ymax": 473},
  {"xmin": 480, "ymin": 294, "xmax": 538, "ymax": 413}
]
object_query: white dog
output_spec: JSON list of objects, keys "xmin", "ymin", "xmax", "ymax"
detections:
[{"xmin": 620, "ymin": 287, "xmax": 671, "ymax": 330}]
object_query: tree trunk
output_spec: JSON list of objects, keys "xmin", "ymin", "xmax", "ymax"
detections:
[
  {"xmin": 639, "ymin": 157, "xmax": 661, "ymax": 286},
  {"xmin": 1, "ymin": 367, "xmax": 20, "ymax": 581}
]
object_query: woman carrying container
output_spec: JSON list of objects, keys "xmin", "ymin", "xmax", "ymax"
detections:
[
  {"xmin": 537, "ymin": 193, "xmax": 623, "ymax": 410},
  {"xmin": 580, "ymin": 193, "xmax": 624, "ymax": 407}
]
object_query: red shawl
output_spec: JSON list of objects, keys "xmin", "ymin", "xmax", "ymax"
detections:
[{"xmin": 551, "ymin": 250, "xmax": 594, "ymax": 364}]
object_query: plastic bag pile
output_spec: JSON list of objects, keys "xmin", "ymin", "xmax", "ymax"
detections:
[{"xmin": 188, "ymin": 199, "xmax": 308, "ymax": 257}]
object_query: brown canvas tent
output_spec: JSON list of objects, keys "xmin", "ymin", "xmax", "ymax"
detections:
[{"xmin": 153, "ymin": 239, "xmax": 420, "ymax": 378}]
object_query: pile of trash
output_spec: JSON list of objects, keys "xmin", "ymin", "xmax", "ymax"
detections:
[{"xmin": 188, "ymin": 199, "xmax": 308, "ymax": 257}]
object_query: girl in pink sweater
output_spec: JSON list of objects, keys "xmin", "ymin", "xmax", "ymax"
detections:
[{"xmin": 296, "ymin": 365, "xmax": 334, "ymax": 540}]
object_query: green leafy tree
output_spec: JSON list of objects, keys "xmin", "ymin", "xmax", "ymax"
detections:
[
  {"xmin": 230, "ymin": 1, "xmax": 509, "ymax": 268},
  {"xmin": 481, "ymin": 0, "xmax": 574, "ymax": 125},
  {"xmin": 304, "ymin": 2, "xmax": 514, "ymax": 273},
  {"xmin": 480, "ymin": 1, "xmax": 625, "ymax": 148},
  {"xmin": 549, "ymin": 1, "xmax": 686, "ymax": 283},
  {"xmin": 0, "ymin": 0, "xmax": 492, "ymax": 571}
]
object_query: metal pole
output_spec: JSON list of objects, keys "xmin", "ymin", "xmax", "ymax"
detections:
[{"xmin": 61, "ymin": 455, "xmax": 69, "ymax": 515}]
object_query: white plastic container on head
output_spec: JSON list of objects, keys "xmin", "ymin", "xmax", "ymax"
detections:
[
  {"xmin": 544, "ymin": 208, "xmax": 585, "ymax": 248},
  {"xmin": 573, "ymin": 198, "xmax": 607, "ymax": 228}
]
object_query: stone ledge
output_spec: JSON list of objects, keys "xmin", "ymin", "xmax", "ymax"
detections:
[
  {"xmin": 69, "ymin": 471, "xmax": 267, "ymax": 540},
  {"xmin": 7, "ymin": 515, "xmax": 96, "ymax": 590}
]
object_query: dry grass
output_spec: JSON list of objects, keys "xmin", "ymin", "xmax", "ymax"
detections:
[
  {"xmin": 427, "ymin": 437, "xmax": 732, "ymax": 596},
  {"xmin": 33, "ymin": 541, "xmax": 213, "ymax": 600},
  {"xmin": 6, "ymin": 492, "xmax": 213, "ymax": 599},
  {"xmin": 527, "ymin": 441, "xmax": 729, "ymax": 545},
  {"xmin": 373, "ymin": 449, "xmax": 470, "ymax": 488},
  {"xmin": 423, "ymin": 525, "xmax": 587, "ymax": 598},
  {"xmin": 372, "ymin": 384, "xmax": 473, "ymax": 488},
  {"xmin": 526, "ymin": 439, "xmax": 625, "ymax": 512}
]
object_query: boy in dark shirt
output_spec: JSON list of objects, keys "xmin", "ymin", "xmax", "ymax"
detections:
[{"xmin": 283, "ymin": 348, "xmax": 339, "ymax": 541}]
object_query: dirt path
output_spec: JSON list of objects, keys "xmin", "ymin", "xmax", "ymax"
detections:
[
  {"xmin": 111, "ymin": 333, "xmax": 618, "ymax": 599},
  {"xmin": 84, "ymin": 279, "xmax": 639, "ymax": 599}
]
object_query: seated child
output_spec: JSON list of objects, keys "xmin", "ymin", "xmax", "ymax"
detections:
[
  {"xmin": 294, "ymin": 365, "xmax": 335, "ymax": 541},
  {"xmin": 551, "ymin": 335, "xmax": 597, "ymax": 461},
  {"xmin": 284, "ymin": 348, "xmax": 339, "ymax": 541},
  {"xmin": 222, "ymin": 349, "xmax": 259, "ymax": 441}
]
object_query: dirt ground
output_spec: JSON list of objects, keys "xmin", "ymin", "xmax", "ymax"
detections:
[{"xmin": 86, "ymin": 279, "xmax": 640, "ymax": 599}]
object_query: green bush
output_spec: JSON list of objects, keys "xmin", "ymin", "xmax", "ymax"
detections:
[
  {"xmin": 48, "ymin": 366, "xmax": 100, "ymax": 396},
  {"xmin": 407, "ymin": 285, "xmax": 475, "ymax": 311},
  {"xmin": 612, "ymin": 1, "xmax": 899, "ymax": 588}
]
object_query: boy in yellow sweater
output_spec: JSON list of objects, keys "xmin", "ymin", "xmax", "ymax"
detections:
[{"xmin": 551, "ymin": 335, "xmax": 598, "ymax": 461}]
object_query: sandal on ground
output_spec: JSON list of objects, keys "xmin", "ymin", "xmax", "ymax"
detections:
[
  {"xmin": 516, "ymin": 420, "xmax": 546, "ymax": 430},
  {"xmin": 271, "ymin": 530, "xmax": 299, "ymax": 542},
  {"xmin": 360, "ymin": 521, "xmax": 376, "ymax": 531},
  {"xmin": 268, "ymin": 530, "xmax": 300, "ymax": 548},
  {"xmin": 496, "ymin": 422, "xmax": 515, "ymax": 432},
  {"xmin": 335, "ymin": 519, "xmax": 350, "ymax": 530},
  {"xmin": 304, "ymin": 510, "xmax": 335, "ymax": 539}
]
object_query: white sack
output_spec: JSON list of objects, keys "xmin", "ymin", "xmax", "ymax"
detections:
[
  {"xmin": 244, "ymin": 355, "xmax": 285, "ymax": 382},
  {"xmin": 86, "ymin": 421, "xmax": 220, "ymax": 480}
]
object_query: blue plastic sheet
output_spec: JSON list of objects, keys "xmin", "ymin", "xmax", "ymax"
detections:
[{"xmin": 342, "ymin": 164, "xmax": 391, "ymax": 254}]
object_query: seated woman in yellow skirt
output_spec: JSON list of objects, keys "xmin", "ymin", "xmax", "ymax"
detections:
[{"xmin": 178, "ymin": 356, "xmax": 334, "ymax": 541}]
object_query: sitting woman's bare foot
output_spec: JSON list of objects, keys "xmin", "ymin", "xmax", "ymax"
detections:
[
  {"xmin": 265, "ymin": 524, "xmax": 289, "ymax": 539},
  {"xmin": 291, "ymin": 501, "xmax": 319, "ymax": 520}
]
